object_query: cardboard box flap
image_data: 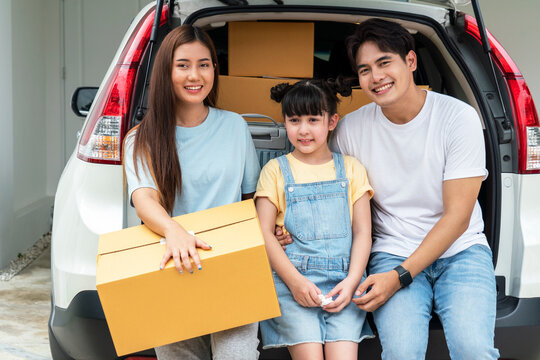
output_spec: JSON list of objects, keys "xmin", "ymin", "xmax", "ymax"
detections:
[
  {"xmin": 96, "ymin": 218, "xmax": 264, "ymax": 284},
  {"xmin": 97, "ymin": 200, "xmax": 257, "ymax": 255}
]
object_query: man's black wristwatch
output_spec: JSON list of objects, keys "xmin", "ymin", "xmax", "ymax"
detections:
[{"xmin": 393, "ymin": 265, "xmax": 413, "ymax": 288}]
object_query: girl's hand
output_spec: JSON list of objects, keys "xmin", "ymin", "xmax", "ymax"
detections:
[
  {"xmin": 159, "ymin": 226, "xmax": 211, "ymax": 273},
  {"xmin": 322, "ymin": 277, "xmax": 358, "ymax": 313},
  {"xmin": 289, "ymin": 276, "xmax": 322, "ymax": 307}
]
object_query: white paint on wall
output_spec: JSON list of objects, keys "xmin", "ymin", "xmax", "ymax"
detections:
[
  {"xmin": 44, "ymin": 0, "xmax": 64, "ymax": 197},
  {"xmin": 12, "ymin": 0, "xmax": 48, "ymax": 211},
  {"xmin": 0, "ymin": 0, "xmax": 57, "ymax": 269},
  {"xmin": 62, "ymin": 0, "xmax": 152, "ymax": 162},
  {"xmin": 0, "ymin": 0, "xmax": 15, "ymax": 268}
]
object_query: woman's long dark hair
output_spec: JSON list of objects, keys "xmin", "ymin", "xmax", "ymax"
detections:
[{"xmin": 126, "ymin": 25, "xmax": 220, "ymax": 214}]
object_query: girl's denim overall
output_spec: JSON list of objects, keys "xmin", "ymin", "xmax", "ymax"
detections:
[{"xmin": 260, "ymin": 153, "xmax": 372, "ymax": 349}]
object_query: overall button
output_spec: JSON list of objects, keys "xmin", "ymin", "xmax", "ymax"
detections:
[
  {"xmin": 288, "ymin": 187, "xmax": 294, "ymax": 193},
  {"xmin": 341, "ymin": 181, "xmax": 346, "ymax": 187},
  {"xmin": 298, "ymin": 234, "xmax": 303, "ymax": 240}
]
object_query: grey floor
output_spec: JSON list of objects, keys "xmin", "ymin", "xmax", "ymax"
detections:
[{"xmin": 0, "ymin": 248, "xmax": 52, "ymax": 360}]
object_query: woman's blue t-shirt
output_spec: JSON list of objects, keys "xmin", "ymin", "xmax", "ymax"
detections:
[{"xmin": 124, "ymin": 107, "xmax": 261, "ymax": 216}]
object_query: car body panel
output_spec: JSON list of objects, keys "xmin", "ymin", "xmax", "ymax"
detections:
[{"xmin": 52, "ymin": 155, "xmax": 124, "ymax": 309}]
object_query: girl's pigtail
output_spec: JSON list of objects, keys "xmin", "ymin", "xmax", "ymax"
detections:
[
  {"xmin": 270, "ymin": 82, "xmax": 293, "ymax": 103},
  {"xmin": 327, "ymin": 76, "xmax": 353, "ymax": 98}
]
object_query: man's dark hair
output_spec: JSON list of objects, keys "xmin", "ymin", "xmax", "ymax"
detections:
[{"xmin": 346, "ymin": 18, "xmax": 415, "ymax": 70}]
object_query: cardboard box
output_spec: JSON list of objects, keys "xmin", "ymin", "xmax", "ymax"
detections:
[
  {"xmin": 217, "ymin": 75, "xmax": 431, "ymax": 124},
  {"xmin": 338, "ymin": 86, "xmax": 430, "ymax": 117},
  {"xmin": 96, "ymin": 200, "xmax": 280, "ymax": 356},
  {"xmin": 228, "ymin": 22, "xmax": 314, "ymax": 78},
  {"xmin": 217, "ymin": 75, "xmax": 299, "ymax": 123}
]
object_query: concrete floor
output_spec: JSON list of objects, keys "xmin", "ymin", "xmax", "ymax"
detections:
[{"xmin": 0, "ymin": 248, "xmax": 52, "ymax": 360}]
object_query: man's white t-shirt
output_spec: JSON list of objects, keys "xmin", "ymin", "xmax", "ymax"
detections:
[{"xmin": 330, "ymin": 90, "xmax": 489, "ymax": 258}]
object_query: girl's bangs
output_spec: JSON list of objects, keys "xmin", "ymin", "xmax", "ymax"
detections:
[{"xmin": 282, "ymin": 85, "xmax": 327, "ymax": 118}]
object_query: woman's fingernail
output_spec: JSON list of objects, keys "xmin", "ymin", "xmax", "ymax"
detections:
[
  {"xmin": 198, "ymin": 265, "xmax": 202, "ymax": 270},
  {"xmin": 160, "ymin": 266, "xmax": 163, "ymax": 270},
  {"xmin": 189, "ymin": 270, "xmax": 194, "ymax": 274},
  {"xmin": 179, "ymin": 270, "xmax": 183, "ymax": 274}
]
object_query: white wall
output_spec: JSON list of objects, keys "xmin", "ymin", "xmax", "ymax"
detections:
[
  {"xmin": 62, "ymin": 0, "xmax": 152, "ymax": 161},
  {"xmin": 0, "ymin": 0, "xmax": 15, "ymax": 268},
  {"xmin": 0, "ymin": 0, "xmax": 59, "ymax": 268},
  {"xmin": 45, "ymin": 0, "xmax": 63, "ymax": 197},
  {"xmin": 461, "ymin": 0, "xmax": 540, "ymax": 107}
]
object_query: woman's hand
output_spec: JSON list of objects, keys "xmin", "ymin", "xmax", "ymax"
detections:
[
  {"xmin": 289, "ymin": 275, "xmax": 322, "ymax": 307},
  {"xmin": 322, "ymin": 277, "xmax": 358, "ymax": 313},
  {"xmin": 160, "ymin": 224, "xmax": 211, "ymax": 273}
]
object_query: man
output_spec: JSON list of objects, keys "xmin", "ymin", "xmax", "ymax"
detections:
[{"xmin": 328, "ymin": 19, "xmax": 499, "ymax": 359}]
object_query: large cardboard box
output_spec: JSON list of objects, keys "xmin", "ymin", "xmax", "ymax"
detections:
[
  {"xmin": 218, "ymin": 75, "xmax": 431, "ymax": 124},
  {"xmin": 217, "ymin": 76, "xmax": 385, "ymax": 122},
  {"xmin": 96, "ymin": 200, "xmax": 280, "ymax": 356},
  {"xmin": 228, "ymin": 22, "xmax": 314, "ymax": 78},
  {"xmin": 217, "ymin": 75, "xmax": 299, "ymax": 123}
]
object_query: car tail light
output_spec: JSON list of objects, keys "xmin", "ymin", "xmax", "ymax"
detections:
[
  {"xmin": 465, "ymin": 14, "xmax": 540, "ymax": 174},
  {"xmin": 77, "ymin": 5, "xmax": 168, "ymax": 164}
]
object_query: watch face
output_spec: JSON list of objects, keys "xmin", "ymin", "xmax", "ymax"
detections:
[{"xmin": 400, "ymin": 271, "xmax": 412, "ymax": 288}]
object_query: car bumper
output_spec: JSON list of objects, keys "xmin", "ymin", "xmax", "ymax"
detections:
[
  {"xmin": 49, "ymin": 291, "xmax": 155, "ymax": 359},
  {"xmin": 49, "ymin": 290, "xmax": 540, "ymax": 359}
]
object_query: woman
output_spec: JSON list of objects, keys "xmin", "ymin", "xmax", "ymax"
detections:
[{"xmin": 123, "ymin": 25, "xmax": 261, "ymax": 360}]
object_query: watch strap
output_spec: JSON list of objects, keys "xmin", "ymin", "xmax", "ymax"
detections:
[{"xmin": 393, "ymin": 265, "xmax": 413, "ymax": 288}]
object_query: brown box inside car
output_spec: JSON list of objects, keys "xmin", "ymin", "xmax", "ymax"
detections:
[{"xmin": 228, "ymin": 21, "xmax": 314, "ymax": 78}]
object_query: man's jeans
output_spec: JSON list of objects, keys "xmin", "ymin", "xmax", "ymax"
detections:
[{"xmin": 368, "ymin": 244, "xmax": 500, "ymax": 360}]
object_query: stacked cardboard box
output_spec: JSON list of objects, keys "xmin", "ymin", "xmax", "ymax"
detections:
[{"xmin": 217, "ymin": 21, "xmax": 401, "ymax": 121}]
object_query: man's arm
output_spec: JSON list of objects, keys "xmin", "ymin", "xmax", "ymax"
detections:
[{"xmin": 353, "ymin": 175, "xmax": 483, "ymax": 312}]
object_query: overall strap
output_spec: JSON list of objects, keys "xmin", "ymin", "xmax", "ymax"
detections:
[
  {"xmin": 277, "ymin": 155, "xmax": 296, "ymax": 184},
  {"xmin": 332, "ymin": 152, "xmax": 347, "ymax": 179}
]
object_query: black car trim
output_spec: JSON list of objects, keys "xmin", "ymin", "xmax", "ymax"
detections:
[{"xmin": 48, "ymin": 291, "xmax": 156, "ymax": 359}]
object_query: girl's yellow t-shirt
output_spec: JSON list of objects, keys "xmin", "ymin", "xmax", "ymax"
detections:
[{"xmin": 255, "ymin": 153, "xmax": 374, "ymax": 227}]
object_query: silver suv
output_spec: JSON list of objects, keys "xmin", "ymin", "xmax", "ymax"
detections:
[{"xmin": 49, "ymin": 0, "xmax": 540, "ymax": 359}]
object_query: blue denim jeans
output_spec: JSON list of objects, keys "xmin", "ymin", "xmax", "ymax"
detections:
[{"xmin": 368, "ymin": 244, "xmax": 500, "ymax": 360}]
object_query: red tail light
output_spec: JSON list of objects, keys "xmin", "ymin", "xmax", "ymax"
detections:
[
  {"xmin": 77, "ymin": 5, "xmax": 168, "ymax": 164},
  {"xmin": 465, "ymin": 14, "xmax": 540, "ymax": 174}
]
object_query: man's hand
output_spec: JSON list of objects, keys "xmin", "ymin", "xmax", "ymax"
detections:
[
  {"xmin": 275, "ymin": 225, "xmax": 292, "ymax": 250},
  {"xmin": 352, "ymin": 270, "xmax": 402, "ymax": 312}
]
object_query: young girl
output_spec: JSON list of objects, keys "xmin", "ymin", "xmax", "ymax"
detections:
[
  {"xmin": 123, "ymin": 25, "xmax": 260, "ymax": 359},
  {"xmin": 255, "ymin": 79, "xmax": 373, "ymax": 360}
]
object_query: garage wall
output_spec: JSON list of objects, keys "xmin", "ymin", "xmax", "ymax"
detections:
[
  {"xmin": 62, "ymin": 0, "xmax": 152, "ymax": 162},
  {"xmin": 0, "ymin": 0, "xmax": 60, "ymax": 269},
  {"xmin": 0, "ymin": 0, "xmax": 15, "ymax": 268}
]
